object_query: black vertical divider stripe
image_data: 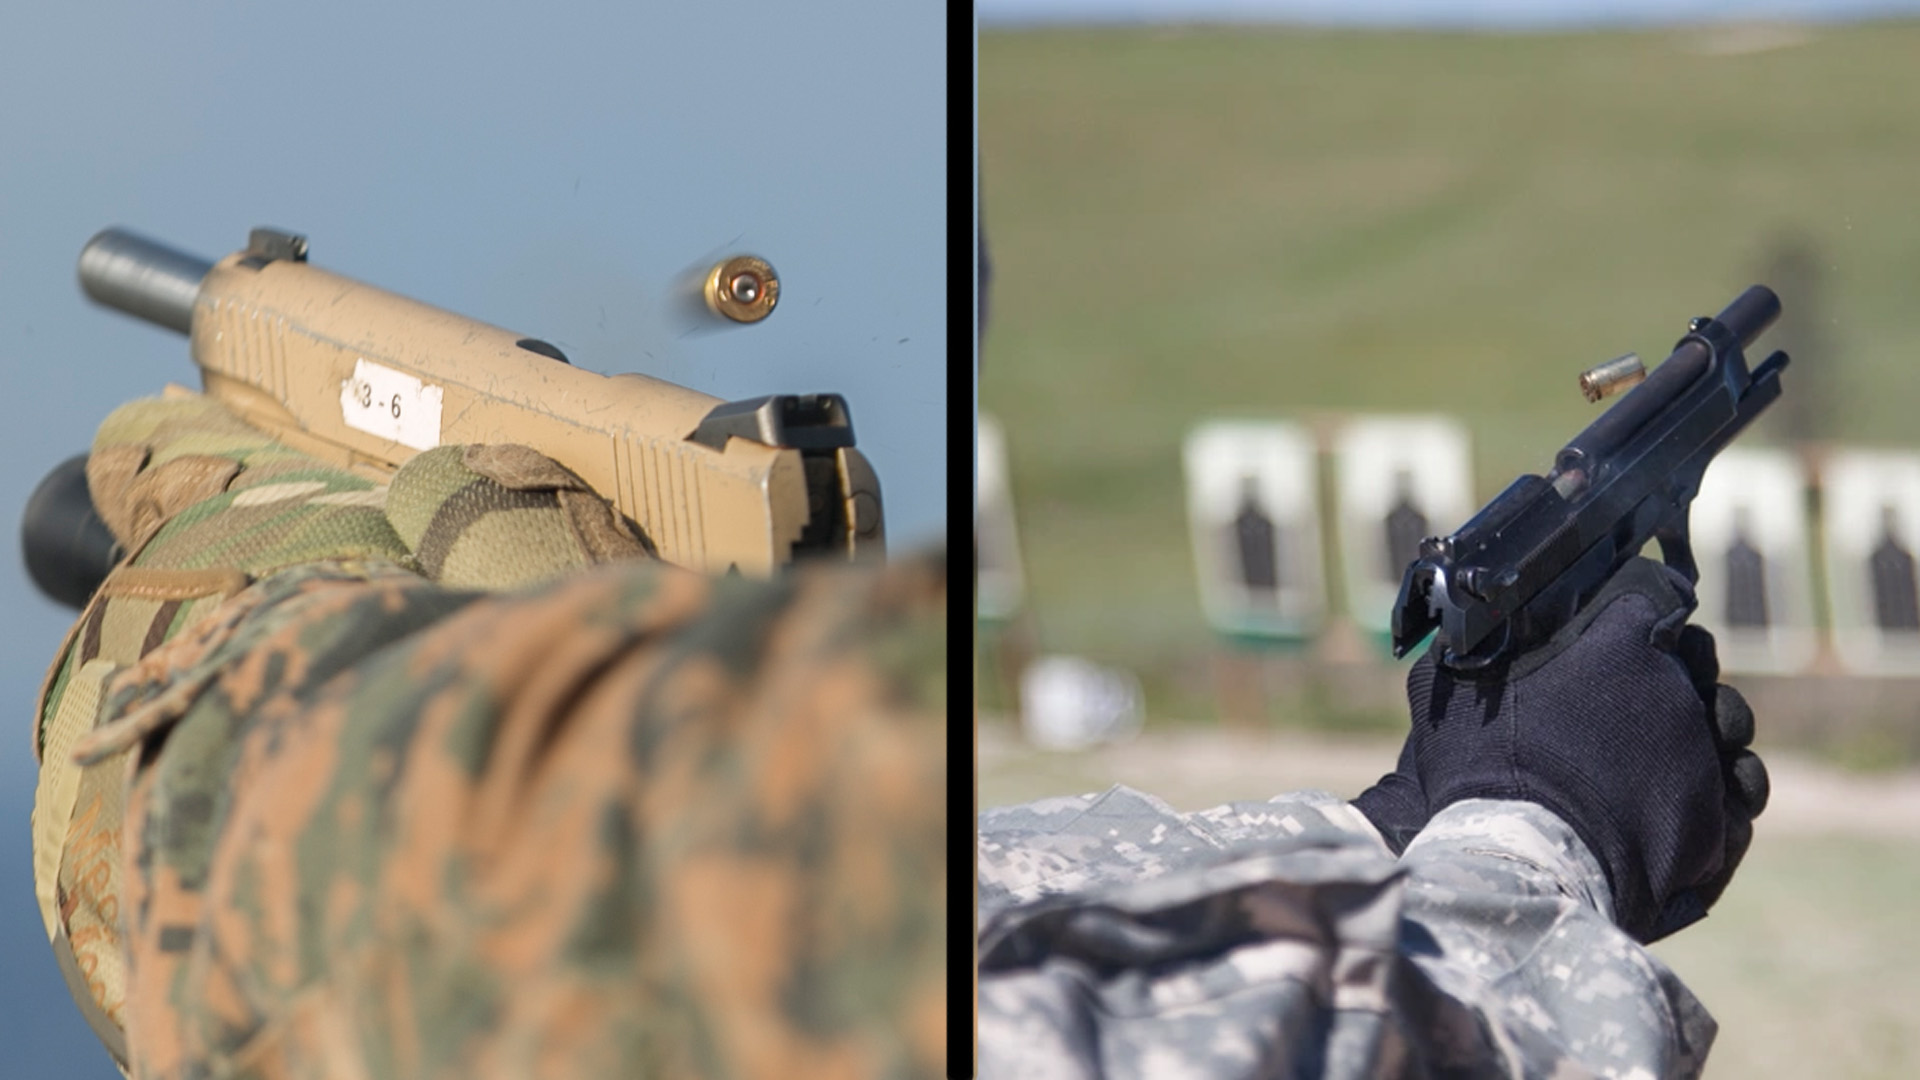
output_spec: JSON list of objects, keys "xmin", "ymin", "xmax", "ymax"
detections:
[{"xmin": 949, "ymin": 3, "xmax": 980, "ymax": 1075}]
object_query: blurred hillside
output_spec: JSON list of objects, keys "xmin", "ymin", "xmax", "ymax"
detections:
[{"xmin": 979, "ymin": 21, "xmax": 1920, "ymax": 720}]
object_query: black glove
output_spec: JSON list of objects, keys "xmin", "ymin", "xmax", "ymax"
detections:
[
  {"xmin": 1351, "ymin": 737, "xmax": 1427, "ymax": 855},
  {"xmin": 1354, "ymin": 558, "xmax": 1770, "ymax": 943}
]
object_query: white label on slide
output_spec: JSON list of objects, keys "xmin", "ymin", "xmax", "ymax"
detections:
[{"xmin": 339, "ymin": 358, "xmax": 443, "ymax": 451}]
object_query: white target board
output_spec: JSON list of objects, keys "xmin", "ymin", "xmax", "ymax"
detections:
[
  {"xmin": 1184, "ymin": 421, "xmax": 1325, "ymax": 639},
  {"xmin": 1333, "ymin": 416, "xmax": 1474, "ymax": 636},
  {"xmin": 976, "ymin": 414, "xmax": 1024, "ymax": 621},
  {"xmin": 1821, "ymin": 450, "xmax": 1920, "ymax": 675},
  {"xmin": 1689, "ymin": 447, "xmax": 1817, "ymax": 675}
]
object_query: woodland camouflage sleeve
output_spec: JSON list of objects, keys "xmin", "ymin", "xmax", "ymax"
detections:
[
  {"xmin": 977, "ymin": 788, "xmax": 1714, "ymax": 1079},
  {"xmin": 33, "ymin": 394, "xmax": 946, "ymax": 1080},
  {"xmin": 54, "ymin": 551, "xmax": 946, "ymax": 1080}
]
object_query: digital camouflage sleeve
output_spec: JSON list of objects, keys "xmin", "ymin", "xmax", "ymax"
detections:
[
  {"xmin": 978, "ymin": 787, "xmax": 1715, "ymax": 1080},
  {"xmin": 35, "ymin": 395, "xmax": 946, "ymax": 1080}
]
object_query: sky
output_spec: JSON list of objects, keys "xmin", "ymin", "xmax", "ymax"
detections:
[
  {"xmin": 979, "ymin": 0, "xmax": 1920, "ymax": 25},
  {"xmin": 0, "ymin": 1, "xmax": 944, "ymax": 1073}
]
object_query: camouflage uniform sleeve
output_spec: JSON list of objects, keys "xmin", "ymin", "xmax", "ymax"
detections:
[
  {"xmin": 977, "ymin": 785, "xmax": 1385, "ymax": 917},
  {"xmin": 68, "ymin": 551, "xmax": 945, "ymax": 1080},
  {"xmin": 977, "ymin": 790, "xmax": 1714, "ymax": 1079},
  {"xmin": 1397, "ymin": 800, "xmax": 1717, "ymax": 1078}
]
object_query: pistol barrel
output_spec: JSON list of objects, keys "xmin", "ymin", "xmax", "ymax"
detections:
[
  {"xmin": 78, "ymin": 228, "xmax": 213, "ymax": 335},
  {"xmin": 1716, "ymin": 284, "xmax": 1782, "ymax": 349}
]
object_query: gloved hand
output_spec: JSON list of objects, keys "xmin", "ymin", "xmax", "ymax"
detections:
[{"xmin": 1354, "ymin": 558, "xmax": 1770, "ymax": 943}]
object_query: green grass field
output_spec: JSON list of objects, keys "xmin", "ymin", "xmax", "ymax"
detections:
[{"xmin": 980, "ymin": 22, "xmax": 1920, "ymax": 713}]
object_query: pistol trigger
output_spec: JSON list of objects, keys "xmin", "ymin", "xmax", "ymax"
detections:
[{"xmin": 1656, "ymin": 521, "xmax": 1699, "ymax": 585}]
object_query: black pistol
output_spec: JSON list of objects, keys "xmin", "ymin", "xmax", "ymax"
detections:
[{"xmin": 1391, "ymin": 285, "xmax": 1790, "ymax": 668}]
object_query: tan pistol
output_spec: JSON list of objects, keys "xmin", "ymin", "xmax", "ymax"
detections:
[{"xmin": 76, "ymin": 226, "xmax": 885, "ymax": 576}]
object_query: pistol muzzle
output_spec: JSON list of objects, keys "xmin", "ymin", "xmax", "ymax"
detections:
[{"xmin": 78, "ymin": 227, "xmax": 214, "ymax": 335}]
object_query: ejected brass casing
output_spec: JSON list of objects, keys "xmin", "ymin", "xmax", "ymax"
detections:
[
  {"xmin": 703, "ymin": 255, "xmax": 778, "ymax": 323},
  {"xmin": 1579, "ymin": 353, "xmax": 1646, "ymax": 403}
]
